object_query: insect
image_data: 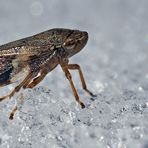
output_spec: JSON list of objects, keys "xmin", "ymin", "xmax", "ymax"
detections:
[{"xmin": 0, "ymin": 28, "xmax": 95, "ymax": 119}]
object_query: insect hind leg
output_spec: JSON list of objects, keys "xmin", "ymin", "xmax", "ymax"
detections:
[
  {"xmin": 9, "ymin": 93, "xmax": 24, "ymax": 120},
  {"xmin": 9, "ymin": 106, "xmax": 18, "ymax": 120},
  {"xmin": 24, "ymin": 68, "xmax": 48, "ymax": 89},
  {"xmin": 0, "ymin": 72, "xmax": 34, "ymax": 102}
]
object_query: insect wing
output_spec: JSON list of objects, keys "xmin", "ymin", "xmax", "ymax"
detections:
[
  {"xmin": 0, "ymin": 56, "xmax": 29, "ymax": 87},
  {"xmin": 0, "ymin": 57, "xmax": 14, "ymax": 86},
  {"xmin": 0, "ymin": 44, "xmax": 55, "ymax": 86}
]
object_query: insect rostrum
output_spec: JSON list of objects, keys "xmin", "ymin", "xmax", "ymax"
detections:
[{"xmin": 0, "ymin": 28, "xmax": 94, "ymax": 119}]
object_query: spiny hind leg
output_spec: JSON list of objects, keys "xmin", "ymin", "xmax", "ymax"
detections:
[
  {"xmin": 67, "ymin": 64, "xmax": 95, "ymax": 97},
  {"xmin": 8, "ymin": 69, "xmax": 48, "ymax": 120},
  {"xmin": 9, "ymin": 93, "xmax": 24, "ymax": 120},
  {"xmin": 0, "ymin": 70, "xmax": 41, "ymax": 119},
  {"xmin": 8, "ymin": 69, "xmax": 42, "ymax": 120},
  {"xmin": 0, "ymin": 72, "xmax": 34, "ymax": 102},
  {"xmin": 9, "ymin": 106, "xmax": 18, "ymax": 120}
]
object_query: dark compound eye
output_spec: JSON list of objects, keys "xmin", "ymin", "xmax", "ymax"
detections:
[
  {"xmin": 65, "ymin": 39, "xmax": 75, "ymax": 46},
  {"xmin": 67, "ymin": 40, "xmax": 75, "ymax": 46}
]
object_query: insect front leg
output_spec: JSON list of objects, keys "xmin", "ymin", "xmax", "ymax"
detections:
[
  {"xmin": 0, "ymin": 72, "xmax": 34, "ymax": 102},
  {"xmin": 60, "ymin": 63, "xmax": 85, "ymax": 108},
  {"xmin": 67, "ymin": 64, "xmax": 95, "ymax": 97}
]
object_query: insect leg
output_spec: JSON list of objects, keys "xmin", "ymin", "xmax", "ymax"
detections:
[
  {"xmin": 60, "ymin": 63, "xmax": 85, "ymax": 108},
  {"xmin": 9, "ymin": 106, "xmax": 18, "ymax": 120},
  {"xmin": 0, "ymin": 72, "xmax": 34, "ymax": 102},
  {"xmin": 67, "ymin": 64, "xmax": 95, "ymax": 97},
  {"xmin": 24, "ymin": 68, "xmax": 48, "ymax": 89},
  {"xmin": 9, "ymin": 93, "xmax": 24, "ymax": 120}
]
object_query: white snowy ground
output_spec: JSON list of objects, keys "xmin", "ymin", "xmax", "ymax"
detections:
[{"xmin": 0, "ymin": 0, "xmax": 148, "ymax": 148}]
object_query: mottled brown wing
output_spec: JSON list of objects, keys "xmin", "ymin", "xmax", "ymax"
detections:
[
  {"xmin": 0, "ymin": 45, "xmax": 55, "ymax": 87},
  {"xmin": 0, "ymin": 57, "xmax": 14, "ymax": 86}
]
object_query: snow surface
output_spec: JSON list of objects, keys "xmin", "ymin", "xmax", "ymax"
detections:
[{"xmin": 0, "ymin": 0, "xmax": 148, "ymax": 148}]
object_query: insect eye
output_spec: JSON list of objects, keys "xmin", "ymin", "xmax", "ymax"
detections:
[{"xmin": 65, "ymin": 39, "xmax": 75, "ymax": 46}]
